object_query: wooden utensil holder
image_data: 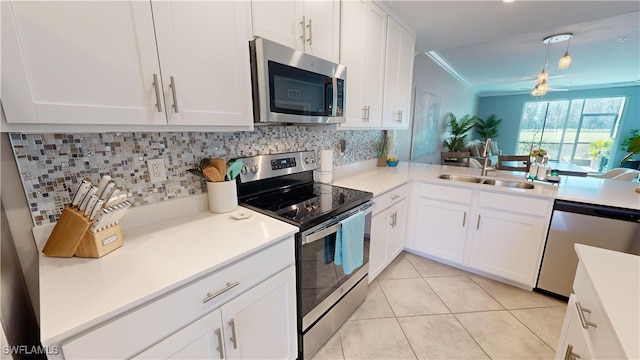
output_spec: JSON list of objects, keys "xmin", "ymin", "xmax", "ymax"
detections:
[{"xmin": 42, "ymin": 206, "xmax": 123, "ymax": 258}]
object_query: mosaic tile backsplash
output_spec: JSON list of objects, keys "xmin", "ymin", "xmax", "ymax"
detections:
[{"xmin": 9, "ymin": 126, "xmax": 383, "ymax": 226}]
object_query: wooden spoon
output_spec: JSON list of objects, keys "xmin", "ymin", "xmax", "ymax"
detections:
[
  {"xmin": 202, "ymin": 166, "xmax": 224, "ymax": 182},
  {"xmin": 210, "ymin": 158, "xmax": 227, "ymax": 179}
]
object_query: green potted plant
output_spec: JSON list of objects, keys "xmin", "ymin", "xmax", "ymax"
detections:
[
  {"xmin": 620, "ymin": 129, "xmax": 640, "ymax": 168},
  {"xmin": 443, "ymin": 113, "xmax": 476, "ymax": 152},
  {"xmin": 475, "ymin": 114, "xmax": 502, "ymax": 141},
  {"xmin": 376, "ymin": 134, "xmax": 389, "ymax": 167},
  {"xmin": 588, "ymin": 138, "xmax": 612, "ymax": 172}
]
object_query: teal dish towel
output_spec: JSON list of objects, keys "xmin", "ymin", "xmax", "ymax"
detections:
[{"xmin": 334, "ymin": 211, "xmax": 365, "ymax": 275}]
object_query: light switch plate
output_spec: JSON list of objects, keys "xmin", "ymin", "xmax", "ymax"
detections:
[{"xmin": 147, "ymin": 159, "xmax": 167, "ymax": 182}]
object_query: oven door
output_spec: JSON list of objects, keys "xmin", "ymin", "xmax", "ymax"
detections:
[{"xmin": 298, "ymin": 202, "xmax": 373, "ymax": 330}]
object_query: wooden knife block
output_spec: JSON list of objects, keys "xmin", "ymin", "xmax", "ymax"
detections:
[{"xmin": 42, "ymin": 207, "xmax": 123, "ymax": 258}]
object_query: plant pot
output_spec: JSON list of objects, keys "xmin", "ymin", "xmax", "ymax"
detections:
[{"xmin": 377, "ymin": 157, "xmax": 387, "ymax": 167}]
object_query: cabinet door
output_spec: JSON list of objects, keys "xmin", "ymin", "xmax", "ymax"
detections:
[
  {"xmin": 411, "ymin": 198, "xmax": 469, "ymax": 264},
  {"xmin": 251, "ymin": 0, "xmax": 339, "ymax": 62},
  {"xmin": 2, "ymin": 1, "xmax": 166, "ymax": 125},
  {"xmin": 369, "ymin": 206, "xmax": 393, "ymax": 281},
  {"xmin": 152, "ymin": 1, "xmax": 253, "ymax": 128},
  {"xmin": 251, "ymin": 1, "xmax": 304, "ymax": 52},
  {"xmin": 468, "ymin": 208, "xmax": 546, "ymax": 286},
  {"xmin": 135, "ymin": 309, "xmax": 225, "ymax": 359},
  {"xmin": 382, "ymin": 17, "xmax": 415, "ymax": 129},
  {"xmin": 221, "ymin": 265, "xmax": 297, "ymax": 359},
  {"xmin": 340, "ymin": 0, "xmax": 386, "ymax": 129},
  {"xmin": 302, "ymin": 0, "xmax": 341, "ymax": 63},
  {"xmin": 555, "ymin": 294, "xmax": 592, "ymax": 360},
  {"xmin": 387, "ymin": 198, "xmax": 408, "ymax": 261}
]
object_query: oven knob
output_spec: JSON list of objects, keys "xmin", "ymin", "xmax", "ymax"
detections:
[
  {"xmin": 250, "ymin": 164, "xmax": 259, "ymax": 173},
  {"xmin": 241, "ymin": 165, "xmax": 248, "ymax": 175},
  {"xmin": 305, "ymin": 157, "xmax": 315, "ymax": 164}
]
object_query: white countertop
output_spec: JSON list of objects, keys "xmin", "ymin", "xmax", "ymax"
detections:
[
  {"xmin": 334, "ymin": 162, "xmax": 640, "ymax": 209},
  {"xmin": 575, "ymin": 244, "xmax": 640, "ymax": 359},
  {"xmin": 38, "ymin": 206, "xmax": 298, "ymax": 346}
]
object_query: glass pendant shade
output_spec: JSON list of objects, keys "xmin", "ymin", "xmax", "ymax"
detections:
[
  {"xmin": 537, "ymin": 81, "xmax": 548, "ymax": 95},
  {"xmin": 558, "ymin": 52, "xmax": 572, "ymax": 69},
  {"xmin": 537, "ymin": 69, "xmax": 549, "ymax": 84}
]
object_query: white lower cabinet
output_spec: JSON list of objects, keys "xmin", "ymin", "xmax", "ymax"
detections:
[
  {"xmin": 555, "ymin": 294, "xmax": 593, "ymax": 360},
  {"xmin": 407, "ymin": 182, "xmax": 552, "ymax": 288},
  {"xmin": 136, "ymin": 265, "xmax": 297, "ymax": 359},
  {"xmin": 369, "ymin": 184, "xmax": 409, "ymax": 281},
  {"xmin": 59, "ymin": 239, "xmax": 296, "ymax": 359}
]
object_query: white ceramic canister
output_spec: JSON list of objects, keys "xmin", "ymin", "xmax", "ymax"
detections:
[{"xmin": 206, "ymin": 180, "xmax": 238, "ymax": 213}]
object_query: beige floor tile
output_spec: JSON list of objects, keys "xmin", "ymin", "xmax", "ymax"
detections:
[
  {"xmin": 311, "ymin": 331, "xmax": 344, "ymax": 360},
  {"xmin": 376, "ymin": 253, "xmax": 421, "ymax": 280},
  {"xmin": 380, "ymin": 278, "xmax": 449, "ymax": 316},
  {"xmin": 510, "ymin": 306, "xmax": 568, "ymax": 349},
  {"xmin": 455, "ymin": 311, "xmax": 555, "ymax": 359},
  {"xmin": 339, "ymin": 318, "xmax": 416, "ymax": 359},
  {"xmin": 425, "ymin": 276, "xmax": 504, "ymax": 313},
  {"xmin": 349, "ymin": 281, "xmax": 395, "ymax": 320},
  {"xmin": 398, "ymin": 314, "xmax": 489, "ymax": 359},
  {"xmin": 404, "ymin": 252, "xmax": 466, "ymax": 277},
  {"xmin": 470, "ymin": 275, "xmax": 567, "ymax": 309}
]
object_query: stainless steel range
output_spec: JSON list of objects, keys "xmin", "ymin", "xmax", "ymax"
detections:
[{"xmin": 235, "ymin": 151, "xmax": 373, "ymax": 359}]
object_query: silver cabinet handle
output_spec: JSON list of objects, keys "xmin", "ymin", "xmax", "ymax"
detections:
[
  {"xmin": 575, "ymin": 301, "xmax": 597, "ymax": 329},
  {"xmin": 299, "ymin": 16, "xmax": 306, "ymax": 42},
  {"xmin": 306, "ymin": 18, "xmax": 312, "ymax": 45},
  {"xmin": 362, "ymin": 106, "xmax": 368, "ymax": 121},
  {"xmin": 396, "ymin": 110, "xmax": 403, "ymax": 123},
  {"xmin": 390, "ymin": 195, "xmax": 400, "ymax": 200},
  {"xmin": 229, "ymin": 319, "xmax": 237, "ymax": 349},
  {"xmin": 393, "ymin": 211, "xmax": 398, "ymax": 228},
  {"xmin": 169, "ymin": 76, "xmax": 179, "ymax": 113},
  {"xmin": 214, "ymin": 328, "xmax": 224, "ymax": 359},
  {"xmin": 202, "ymin": 281, "xmax": 240, "ymax": 304},
  {"xmin": 564, "ymin": 344, "xmax": 581, "ymax": 360},
  {"xmin": 462, "ymin": 211, "xmax": 467, "ymax": 227},
  {"xmin": 476, "ymin": 215, "xmax": 481, "ymax": 229},
  {"xmin": 389, "ymin": 212, "xmax": 395, "ymax": 227},
  {"xmin": 152, "ymin": 74, "xmax": 162, "ymax": 113}
]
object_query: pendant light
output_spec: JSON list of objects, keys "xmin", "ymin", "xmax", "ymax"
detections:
[
  {"xmin": 558, "ymin": 35, "xmax": 573, "ymax": 69},
  {"xmin": 531, "ymin": 33, "xmax": 573, "ymax": 97}
]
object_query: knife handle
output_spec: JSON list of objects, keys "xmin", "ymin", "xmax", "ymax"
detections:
[
  {"xmin": 71, "ymin": 180, "xmax": 92, "ymax": 207},
  {"xmin": 90, "ymin": 209, "xmax": 109, "ymax": 233},
  {"xmin": 99, "ymin": 181, "xmax": 116, "ymax": 200},
  {"xmin": 79, "ymin": 186, "xmax": 98, "ymax": 211},
  {"xmin": 83, "ymin": 195, "xmax": 99, "ymax": 217},
  {"xmin": 89, "ymin": 199, "xmax": 105, "ymax": 221},
  {"xmin": 96, "ymin": 175, "xmax": 111, "ymax": 197}
]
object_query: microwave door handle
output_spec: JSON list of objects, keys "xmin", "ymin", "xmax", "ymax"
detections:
[{"xmin": 332, "ymin": 77, "xmax": 338, "ymax": 116}]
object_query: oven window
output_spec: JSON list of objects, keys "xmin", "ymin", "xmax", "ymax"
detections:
[
  {"xmin": 300, "ymin": 225, "xmax": 370, "ymax": 317},
  {"xmin": 268, "ymin": 61, "xmax": 329, "ymax": 116}
]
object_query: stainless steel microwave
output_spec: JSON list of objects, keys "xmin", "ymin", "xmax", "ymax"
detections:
[{"xmin": 249, "ymin": 38, "xmax": 346, "ymax": 125}]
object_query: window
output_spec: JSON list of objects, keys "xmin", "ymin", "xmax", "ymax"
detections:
[{"xmin": 516, "ymin": 97, "xmax": 626, "ymax": 167}]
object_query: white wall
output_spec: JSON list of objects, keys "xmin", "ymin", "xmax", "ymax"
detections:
[{"xmin": 396, "ymin": 53, "xmax": 479, "ymax": 164}]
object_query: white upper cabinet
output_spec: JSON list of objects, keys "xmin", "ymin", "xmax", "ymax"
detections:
[
  {"xmin": 382, "ymin": 17, "xmax": 415, "ymax": 129},
  {"xmin": 339, "ymin": 0, "xmax": 387, "ymax": 129},
  {"xmin": 251, "ymin": 0, "xmax": 340, "ymax": 63},
  {"xmin": 152, "ymin": 1, "xmax": 253, "ymax": 127},
  {"xmin": 2, "ymin": 1, "xmax": 253, "ymax": 130}
]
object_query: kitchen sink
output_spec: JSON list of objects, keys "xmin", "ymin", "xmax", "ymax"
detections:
[
  {"xmin": 437, "ymin": 174, "xmax": 482, "ymax": 183},
  {"xmin": 481, "ymin": 179, "xmax": 535, "ymax": 189}
]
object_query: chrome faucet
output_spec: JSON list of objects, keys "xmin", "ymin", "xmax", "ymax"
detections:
[{"xmin": 481, "ymin": 138, "xmax": 494, "ymax": 177}]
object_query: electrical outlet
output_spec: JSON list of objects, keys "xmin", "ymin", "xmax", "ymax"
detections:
[{"xmin": 147, "ymin": 159, "xmax": 167, "ymax": 183}]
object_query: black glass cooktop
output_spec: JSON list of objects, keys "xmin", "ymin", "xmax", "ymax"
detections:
[{"xmin": 242, "ymin": 182, "xmax": 372, "ymax": 229}]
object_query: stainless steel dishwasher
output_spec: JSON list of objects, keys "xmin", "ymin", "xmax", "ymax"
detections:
[{"xmin": 536, "ymin": 200, "xmax": 640, "ymax": 298}]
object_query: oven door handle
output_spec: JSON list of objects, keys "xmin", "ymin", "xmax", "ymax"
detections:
[{"xmin": 302, "ymin": 202, "xmax": 374, "ymax": 245}]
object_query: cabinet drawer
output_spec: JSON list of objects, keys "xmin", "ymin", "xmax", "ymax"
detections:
[
  {"xmin": 61, "ymin": 238, "xmax": 294, "ymax": 359},
  {"xmin": 419, "ymin": 183, "xmax": 472, "ymax": 204},
  {"xmin": 573, "ymin": 262, "xmax": 626, "ymax": 359},
  {"xmin": 478, "ymin": 191, "xmax": 550, "ymax": 216},
  {"xmin": 373, "ymin": 183, "xmax": 410, "ymax": 215}
]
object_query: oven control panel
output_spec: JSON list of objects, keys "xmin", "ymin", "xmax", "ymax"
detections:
[
  {"xmin": 235, "ymin": 151, "xmax": 318, "ymax": 184},
  {"xmin": 271, "ymin": 157, "xmax": 297, "ymax": 170}
]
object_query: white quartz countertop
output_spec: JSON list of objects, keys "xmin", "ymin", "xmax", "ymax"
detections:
[
  {"xmin": 575, "ymin": 244, "xmax": 640, "ymax": 359},
  {"xmin": 333, "ymin": 162, "xmax": 640, "ymax": 209},
  {"xmin": 38, "ymin": 206, "xmax": 298, "ymax": 346}
]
